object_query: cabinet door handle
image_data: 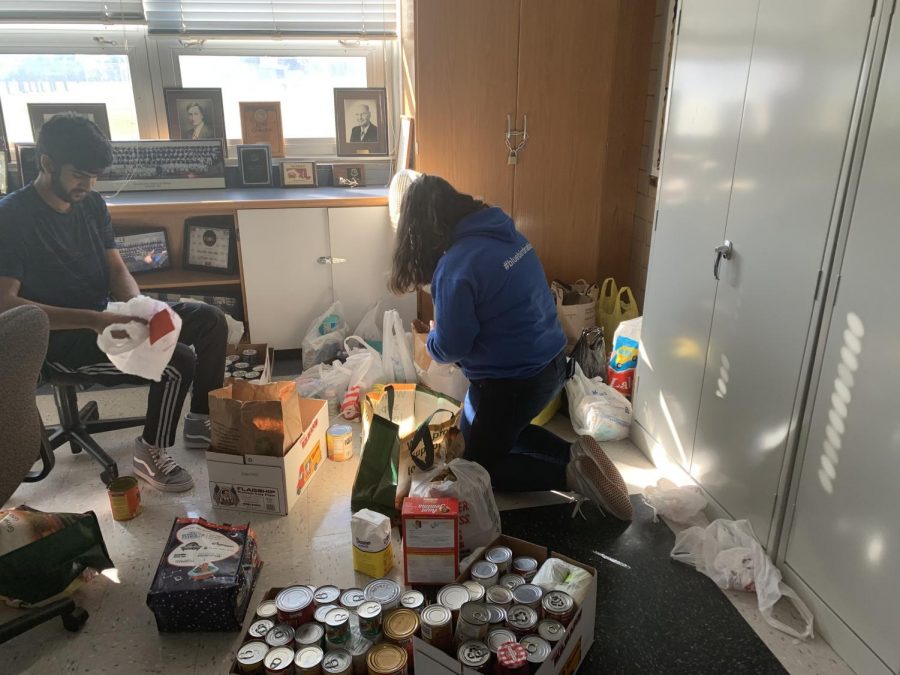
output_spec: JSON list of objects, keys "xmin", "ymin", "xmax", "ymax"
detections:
[
  {"xmin": 713, "ymin": 240, "xmax": 733, "ymax": 280},
  {"xmin": 317, "ymin": 256, "xmax": 347, "ymax": 265}
]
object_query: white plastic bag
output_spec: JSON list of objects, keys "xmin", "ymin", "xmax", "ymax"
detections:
[
  {"xmin": 302, "ymin": 301, "xmax": 349, "ymax": 370},
  {"xmin": 96, "ymin": 295, "xmax": 181, "ymax": 382},
  {"xmin": 671, "ymin": 519, "xmax": 814, "ymax": 639},
  {"xmin": 643, "ymin": 479, "xmax": 707, "ymax": 523},
  {"xmin": 382, "ymin": 309, "xmax": 416, "ymax": 383},
  {"xmin": 341, "ymin": 336, "xmax": 387, "ymax": 420},
  {"xmin": 294, "ymin": 361, "xmax": 352, "ymax": 400},
  {"xmin": 566, "ymin": 362, "xmax": 632, "ymax": 440},
  {"xmin": 532, "ymin": 557, "xmax": 594, "ymax": 607},
  {"xmin": 354, "ymin": 300, "xmax": 384, "ymax": 353},
  {"xmin": 409, "ymin": 458, "xmax": 501, "ymax": 557},
  {"xmin": 417, "ymin": 362, "xmax": 469, "ymax": 403}
]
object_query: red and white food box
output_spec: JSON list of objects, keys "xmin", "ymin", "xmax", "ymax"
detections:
[{"xmin": 402, "ymin": 497, "xmax": 460, "ymax": 585}]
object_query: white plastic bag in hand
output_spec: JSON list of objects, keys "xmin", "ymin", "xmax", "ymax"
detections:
[
  {"xmin": 354, "ymin": 300, "xmax": 384, "ymax": 352},
  {"xmin": 382, "ymin": 309, "xmax": 416, "ymax": 383},
  {"xmin": 671, "ymin": 519, "xmax": 815, "ymax": 639},
  {"xmin": 566, "ymin": 362, "xmax": 632, "ymax": 441},
  {"xmin": 96, "ymin": 295, "xmax": 181, "ymax": 381},
  {"xmin": 341, "ymin": 336, "xmax": 387, "ymax": 420},
  {"xmin": 302, "ymin": 301, "xmax": 349, "ymax": 370}
]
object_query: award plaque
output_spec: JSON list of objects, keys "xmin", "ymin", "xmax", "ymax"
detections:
[{"xmin": 183, "ymin": 216, "xmax": 237, "ymax": 274}]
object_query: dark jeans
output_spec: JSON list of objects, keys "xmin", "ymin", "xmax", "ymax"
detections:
[
  {"xmin": 44, "ymin": 302, "xmax": 227, "ymax": 448},
  {"xmin": 461, "ymin": 350, "xmax": 571, "ymax": 491}
]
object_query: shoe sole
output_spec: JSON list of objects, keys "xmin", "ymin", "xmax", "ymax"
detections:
[
  {"xmin": 134, "ymin": 467, "xmax": 194, "ymax": 493},
  {"xmin": 183, "ymin": 435, "xmax": 211, "ymax": 450},
  {"xmin": 572, "ymin": 438, "xmax": 634, "ymax": 521}
]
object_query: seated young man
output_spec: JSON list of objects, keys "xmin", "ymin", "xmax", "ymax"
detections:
[{"xmin": 0, "ymin": 114, "xmax": 227, "ymax": 492}]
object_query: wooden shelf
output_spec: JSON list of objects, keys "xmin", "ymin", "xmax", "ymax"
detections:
[{"xmin": 136, "ymin": 269, "xmax": 241, "ymax": 290}]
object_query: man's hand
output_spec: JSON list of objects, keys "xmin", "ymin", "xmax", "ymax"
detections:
[{"xmin": 90, "ymin": 312, "xmax": 147, "ymax": 336}]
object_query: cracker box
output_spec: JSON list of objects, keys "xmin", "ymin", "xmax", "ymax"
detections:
[
  {"xmin": 402, "ymin": 497, "xmax": 459, "ymax": 585},
  {"xmin": 146, "ymin": 518, "xmax": 262, "ymax": 632}
]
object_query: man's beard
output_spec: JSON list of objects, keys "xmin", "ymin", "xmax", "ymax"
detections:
[{"xmin": 50, "ymin": 171, "xmax": 88, "ymax": 203}]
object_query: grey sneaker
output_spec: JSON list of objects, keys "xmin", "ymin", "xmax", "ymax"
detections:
[
  {"xmin": 133, "ymin": 437, "xmax": 194, "ymax": 492},
  {"xmin": 183, "ymin": 413, "xmax": 211, "ymax": 449},
  {"xmin": 566, "ymin": 436, "xmax": 633, "ymax": 521}
]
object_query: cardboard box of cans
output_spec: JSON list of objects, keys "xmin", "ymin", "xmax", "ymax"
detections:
[
  {"xmin": 224, "ymin": 343, "xmax": 273, "ymax": 385},
  {"xmin": 413, "ymin": 535, "xmax": 597, "ymax": 675},
  {"xmin": 206, "ymin": 398, "xmax": 328, "ymax": 516}
]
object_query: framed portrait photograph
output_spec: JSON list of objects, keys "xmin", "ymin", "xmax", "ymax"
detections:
[
  {"xmin": 95, "ymin": 140, "xmax": 226, "ymax": 192},
  {"xmin": 164, "ymin": 88, "xmax": 227, "ymax": 149},
  {"xmin": 281, "ymin": 161, "xmax": 317, "ymax": 187},
  {"xmin": 113, "ymin": 227, "xmax": 171, "ymax": 274},
  {"xmin": 27, "ymin": 103, "xmax": 111, "ymax": 141},
  {"xmin": 333, "ymin": 88, "xmax": 389, "ymax": 157},
  {"xmin": 236, "ymin": 144, "xmax": 273, "ymax": 187},
  {"xmin": 332, "ymin": 163, "xmax": 366, "ymax": 187},
  {"xmin": 183, "ymin": 215, "xmax": 238, "ymax": 275},
  {"xmin": 397, "ymin": 115, "xmax": 414, "ymax": 170},
  {"xmin": 16, "ymin": 143, "xmax": 39, "ymax": 187},
  {"xmin": 239, "ymin": 102, "xmax": 284, "ymax": 157}
]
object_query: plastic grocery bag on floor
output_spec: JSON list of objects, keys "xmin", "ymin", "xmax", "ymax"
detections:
[
  {"xmin": 409, "ymin": 458, "xmax": 501, "ymax": 557},
  {"xmin": 294, "ymin": 361, "xmax": 352, "ymax": 401},
  {"xmin": 567, "ymin": 326, "xmax": 606, "ymax": 380},
  {"xmin": 671, "ymin": 519, "xmax": 814, "ymax": 639},
  {"xmin": 302, "ymin": 301, "xmax": 349, "ymax": 370},
  {"xmin": 643, "ymin": 478, "xmax": 707, "ymax": 523},
  {"xmin": 96, "ymin": 295, "xmax": 181, "ymax": 381},
  {"xmin": 354, "ymin": 300, "xmax": 384, "ymax": 353},
  {"xmin": 566, "ymin": 362, "xmax": 632, "ymax": 441},
  {"xmin": 341, "ymin": 336, "xmax": 387, "ymax": 420},
  {"xmin": 382, "ymin": 309, "xmax": 417, "ymax": 383}
]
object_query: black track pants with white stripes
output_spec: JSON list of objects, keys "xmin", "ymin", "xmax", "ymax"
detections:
[{"xmin": 44, "ymin": 302, "xmax": 228, "ymax": 449}]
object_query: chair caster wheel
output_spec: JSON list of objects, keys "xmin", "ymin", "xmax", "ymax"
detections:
[
  {"xmin": 100, "ymin": 467, "xmax": 119, "ymax": 485},
  {"xmin": 62, "ymin": 607, "xmax": 89, "ymax": 632}
]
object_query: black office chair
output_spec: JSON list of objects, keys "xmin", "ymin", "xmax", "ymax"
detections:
[{"xmin": 33, "ymin": 369, "xmax": 146, "ymax": 486}]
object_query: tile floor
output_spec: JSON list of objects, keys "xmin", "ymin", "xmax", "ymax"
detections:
[{"xmin": 1, "ymin": 387, "xmax": 853, "ymax": 674}]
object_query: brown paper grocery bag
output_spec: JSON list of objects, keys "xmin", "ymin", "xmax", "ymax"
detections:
[
  {"xmin": 411, "ymin": 320, "xmax": 432, "ymax": 371},
  {"xmin": 552, "ymin": 280, "xmax": 599, "ymax": 349},
  {"xmin": 208, "ymin": 380, "xmax": 305, "ymax": 457}
]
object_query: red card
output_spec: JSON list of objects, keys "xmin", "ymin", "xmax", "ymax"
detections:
[{"xmin": 148, "ymin": 309, "xmax": 176, "ymax": 345}]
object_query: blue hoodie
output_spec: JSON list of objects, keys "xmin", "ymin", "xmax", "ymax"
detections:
[{"xmin": 427, "ymin": 207, "xmax": 566, "ymax": 380}]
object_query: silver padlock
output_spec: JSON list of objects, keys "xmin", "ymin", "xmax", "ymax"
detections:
[{"xmin": 508, "ymin": 150, "xmax": 518, "ymax": 165}]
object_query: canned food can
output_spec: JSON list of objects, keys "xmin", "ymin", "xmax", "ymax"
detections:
[
  {"xmin": 485, "ymin": 546, "xmax": 513, "ymax": 574},
  {"xmin": 457, "ymin": 640, "xmax": 491, "ymax": 672},
  {"xmin": 383, "ymin": 608, "xmax": 419, "ymax": 664},
  {"xmin": 315, "ymin": 585, "xmax": 342, "ymax": 608},
  {"xmin": 107, "ymin": 475, "xmax": 142, "ymax": 521},
  {"xmin": 347, "ymin": 632, "xmax": 373, "ymax": 675},
  {"xmin": 315, "ymin": 604, "xmax": 339, "ymax": 624},
  {"xmin": 462, "ymin": 580, "xmax": 486, "ymax": 602},
  {"xmin": 226, "ymin": 354, "xmax": 240, "ymax": 364},
  {"xmin": 252, "ymin": 364, "xmax": 267, "ymax": 373},
  {"xmin": 245, "ymin": 371, "xmax": 261, "ymax": 381},
  {"xmin": 294, "ymin": 645, "xmax": 325, "ymax": 674},
  {"xmin": 471, "ymin": 561, "xmax": 499, "ymax": 588},
  {"xmin": 340, "ymin": 588, "xmax": 367, "ymax": 612},
  {"xmin": 325, "ymin": 607, "xmax": 352, "ymax": 646},
  {"xmin": 357, "ymin": 601, "xmax": 383, "ymax": 641},
  {"xmin": 249, "ymin": 618, "xmax": 275, "ymax": 639},
  {"xmin": 322, "ymin": 648, "xmax": 353, "ymax": 675},
  {"xmin": 234, "ymin": 361, "xmax": 251, "ymax": 371},
  {"xmin": 453, "ymin": 602, "xmax": 490, "ymax": 648},
  {"xmin": 505, "ymin": 605, "xmax": 539, "ymax": 638},
  {"xmin": 486, "ymin": 628, "xmax": 517, "ymax": 656},
  {"xmin": 236, "ymin": 640, "xmax": 269, "ymax": 674},
  {"xmin": 276, "ymin": 586, "xmax": 315, "ymax": 627},
  {"xmin": 257, "ymin": 600, "xmax": 279, "ymax": 621},
  {"xmin": 295, "ymin": 622, "xmax": 326, "ymax": 650},
  {"xmin": 485, "ymin": 585, "xmax": 514, "ymax": 608},
  {"xmin": 232, "ymin": 370, "xmax": 248, "ymax": 379},
  {"xmin": 327, "ymin": 424, "xmax": 354, "ymax": 462},
  {"xmin": 486, "ymin": 605, "xmax": 507, "ymax": 628},
  {"xmin": 495, "ymin": 641, "xmax": 528, "ymax": 673},
  {"xmin": 263, "ymin": 646, "xmax": 295, "ymax": 675},
  {"xmin": 541, "ymin": 590, "xmax": 575, "ymax": 624},
  {"xmin": 420, "ymin": 604, "xmax": 453, "ymax": 652},
  {"xmin": 363, "ymin": 579, "xmax": 402, "ymax": 611},
  {"xmin": 265, "ymin": 624, "xmax": 296, "ymax": 648},
  {"xmin": 399, "ymin": 590, "xmax": 425, "ymax": 613},
  {"xmin": 511, "ymin": 557, "xmax": 538, "ymax": 582},
  {"xmin": 511, "ymin": 584, "xmax": 543, "ymax": 611},
  {"xmin": 520, "ymin": 635, "xmax": 552, "ymax": 667},
  {"xmin": 366, "ymin": 642, "xmax": 408, "ymax": 675},
  {"xmin": 436, "ymin": 584, "xmax": 472, "ymax": 619},
  {"xmin": 499, "ymin": 574, "xmax": 526, "ymax": 591},
  {"xmin": 537, "ymin": 619, "xmax": 566, "ymax": 645},
  {"xmin": 241, "ymin": 349, "xmax": 259, "ymax": 365}
]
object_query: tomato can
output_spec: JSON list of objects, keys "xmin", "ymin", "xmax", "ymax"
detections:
[
  {"xmin": 315, "ymin": 585, "xmax": 342, "ymax": 608},
  {"xmin": 265, "ymin": 624, "xmax": 295, "ymax": 648},
  {"xmin": 383, "ymin": 608, "xmax": 419, "ymax": 664},
  {"xmin": 340, "ymin": 588, "xmax": 367, "ymax": 612},
  {"xmin": 236, "ymin": 640, "xmax": 269, "ymax": 674},
  {"xmin": 366, "ymin": 643, "xmax": 408, "ymax": 675},
  {"xmin": 463, "ymin": 580, "xmax": 486, "ymax": 602},
  {"xmin": 357, "ymin": 601, "xmax": 383, "ymax": 642},
  {"xmin": 457, "ymin": 640, "xmax": 491, "ymax": 672},
  {"xmin": 541, "ymin": 590, "xmax": 575, "ymax": 625},
  {"xmin": 322, "ymin": 648, "xmax": 353, "ymax": 675},
  {"xmin": 294, "ymin": 645, "xmax": 325, "ymax": 674},
  {"xmin": 249, "ymin": 619, "xmax": 275, "ymax": 640},
  {"xmin": 325, "ymin": 607, "xmax": 352, "ymax": 647},
  {"xmin": 419, "ymin": 604, "xmax": 453, "ymax": 652},
  {"xmin": 494, "ymin": 641, "xmax": 528, "ymax": 673},
  {"xmin": 453, "ymin": 602, "xmax": 490, "ymax": 648},
  {"xmin": 263, "ymin": 646, "xmax": 295, "ymax": 675},
  {"xmin": 505, "ymin": 605, "xmax": 538, "ymax": 638},
  {"xmin": 511, "ymin": 585, "xmax": 543, "ymax": 611},
  {"xmin": 276, "ymin": 586, "xmax": 315, "ymax": 627},
  {"xmin": 399, "ymin": 590, "xmax": 425, "ymax": 613},
  {"xmin": 295, "ymin": 622, "xmax": 326, "ymax": 651},
  {"xmin": 485, "ymin": 546, "xmax": 513, "ymax": 574},
  {"xmin": 107, "ymin": 476, "xmax": 142, "ymax": 521},
  {"xmin": 511, "ymin": 558, "xmax": 538, "ymax": 582}
]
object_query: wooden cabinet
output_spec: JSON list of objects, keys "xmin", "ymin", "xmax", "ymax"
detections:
[{"xmin": 410, "ymin": 0, "xmax": 655, "ymax": 283}]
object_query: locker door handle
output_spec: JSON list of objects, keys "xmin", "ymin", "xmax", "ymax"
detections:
[
  {"xmin": 713, "ymin": 240, "xmax": 733, "ymax": 280},
  {"xmin": 317, "ymin": 256, "xmax": 347, "ymax": 265}
]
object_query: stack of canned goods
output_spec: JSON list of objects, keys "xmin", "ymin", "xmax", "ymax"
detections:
[{"xmin": 226, "ymin": 349, "xmax": 266, "ymax": 382}]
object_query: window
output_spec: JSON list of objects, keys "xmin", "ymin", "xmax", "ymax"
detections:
[
  {"xmin": 0, "ymin": 53, "xmax": 139, "ymax": 143},
  {"xmin": 179, "ymin": 54, "xmax": 367, "ymax": 140}
]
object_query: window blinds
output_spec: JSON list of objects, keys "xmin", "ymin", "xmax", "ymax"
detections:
[
  {"xmin": 0, "ymin": 1, "xmax": 145, "ymax": 22},
  {"xmin": 143, "ymin": 0, "xmax": 398, "ymax": 37}
]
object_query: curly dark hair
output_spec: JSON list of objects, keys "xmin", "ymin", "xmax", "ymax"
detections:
[
  {"xmin": 35, "ymin": 113, "xmax": 112, "ymax": 174},
  {"xmin": 388, "ymin": 175, "xmax": 488, "ymax": 294}
]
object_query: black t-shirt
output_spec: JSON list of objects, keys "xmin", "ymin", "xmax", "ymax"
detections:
[{"xmin": 0, "ymin": 185, "xmax": 116, "ymax": 311}]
